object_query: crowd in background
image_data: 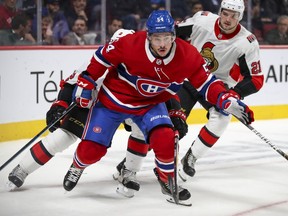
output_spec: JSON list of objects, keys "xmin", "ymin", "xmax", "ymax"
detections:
[{"xmin": 0, "ymin": 0, "xmax": 287, "ymax": 46}]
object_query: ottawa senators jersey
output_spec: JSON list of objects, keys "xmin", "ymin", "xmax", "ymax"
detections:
[
  {"xmin": 176, "ymin": 11, "xmax": 264, "ymax": 98},
  {"xmin": 85, "ymin": 30, "xmax": 225, "ymax": 115}
]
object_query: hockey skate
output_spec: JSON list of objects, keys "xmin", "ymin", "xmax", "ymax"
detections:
[
  {"xmin": 153, "ymin": 168, "xmax": 191, "ymax": 206},
  {"xmin": 63, "ymin": 164, "xmax": 83, "ymax": 191},
  {"xmin": 6, "ymin": 165, "xmax": 28, "ymax": 191},
  {"xmin": 112, "ymin": 157, "xmax": 126, "ymax": 180},
  {"xmin": 116, "ymin": 165, "xmax": 140, "ymax": 198},
  {"xmin": 178, "ymin": 147, "xmax": 197, "ymax": 182}
]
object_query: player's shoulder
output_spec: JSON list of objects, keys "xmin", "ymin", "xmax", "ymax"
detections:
[
  {"xmin": 109, "ymin": 28, "xmax": 136, "ymax": 43},
  {"xmin": 193, "ymin": 11, "xmax": 218, "ymax": 23},
  {"xmin": 178, "ymin": 11, "xmax": 216, "ymax": 27},
  {"xmin": 237, "ymin": 25, "xmax": 260, "ymax": 49},
  {"xmin": 108, "ymin": 29, "xmax": 145, "ymax": 51}
]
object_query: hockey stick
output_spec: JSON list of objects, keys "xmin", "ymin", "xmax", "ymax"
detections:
[
  {"xmin": 0, "ymin": 102, "xmax": 77, "ymax": 171},
  {"xmin": 237, "ymin": 117, "xmax": 288, "ymax": 161},
  {"xmin": 166, "ymin": 131, "xmax": 192, "ymax": 206},
  {"xmin": 167, "ymin": 132, "xmax": 180, "ymax": 204}
]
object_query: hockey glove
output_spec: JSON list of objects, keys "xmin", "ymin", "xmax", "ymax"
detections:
[
  {"xmin": 169, "ymin": 109, "xmax": 188, "ymax": 140},
  {"xmin": 46, "ymin": 100, "xmax": 69, "ymax": 132},
  {"xmin": 216, "ymin": 91, "xmax": 254, "ymax": 125},
  {"xmin": 73, "ymin": 73, "xmax": 97, "ymax": 109}
]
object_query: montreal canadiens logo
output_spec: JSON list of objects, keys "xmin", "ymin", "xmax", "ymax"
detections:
[
  {"xmin": 136, "ymin": 79, "xmax": 170, "ymax": 97},
  {"xmin": 93, "ymin": 126, "xmax": 102, "ymax": 133}
]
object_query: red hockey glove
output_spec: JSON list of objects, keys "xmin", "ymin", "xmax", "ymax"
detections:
[
  {"xmin": 216, "ymin": 91, "xmax": 254, "ymax": 125},
  {"xmin": 73, "ymin": 73, "xmax": 97, "ymax": 108},
  {"xmin": 46, "ymin": 100, "xmax": 69, "ymax": 132},
  {"xmin": 169, "ymin": 109, "xmax": 188, "ymax": 140}
]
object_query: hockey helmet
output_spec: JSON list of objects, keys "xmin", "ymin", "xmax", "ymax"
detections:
[
  {"xmin": 219, "ymin": 0, "xmax": 245, "ymax": 21},
  {"xmin": 146, "ymin": 10, "xmax": 175, "ymax": 35}
]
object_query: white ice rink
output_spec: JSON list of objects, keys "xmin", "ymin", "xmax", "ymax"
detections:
[{"xmin": 0, "ymin": 119, "xmax": 288, "ymax": 216}]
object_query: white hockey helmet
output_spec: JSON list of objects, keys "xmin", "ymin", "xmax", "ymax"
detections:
[{"xmin": 219, "ymin": 0, "xmax": 245, "ymax": 21}]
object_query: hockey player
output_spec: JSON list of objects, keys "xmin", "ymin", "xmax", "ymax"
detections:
[
  {"xmin": 114, "ymin": 0, "xmax": 264, "ymax": 194},
  {"xmin": 6, "ymin": 69, "xmax": 92, "ymax": 190},
  {"xmin": 177, "ymin": 0, "xmax": 263, "ymax": 181},
  {"xmin": 6, "ymin": 69, "xmax": 187, "ymax": 192},
  {"xmin": 61, "ymin": 9, "xmax": 254, "ymax": 205},
  {"xmin": 6, "ymin": 30, "xmax": 187, "ymax": 193}
]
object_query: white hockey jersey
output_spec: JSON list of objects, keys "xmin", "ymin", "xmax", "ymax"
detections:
[{"xmin": 177, "ymin": 11, "xmax": 263, "ymax": 94}]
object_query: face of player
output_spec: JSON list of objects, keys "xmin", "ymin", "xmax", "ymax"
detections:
[
  {"xmin": 148, "ymin": 32, "xmax": 175, "ymax": 57},
  {"xmin": 219, "ymin": 9, "xmax": 240, "ymax": 34}
]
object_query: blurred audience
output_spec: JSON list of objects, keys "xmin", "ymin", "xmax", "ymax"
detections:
[
  {"xmin": 40, "ymin": 15, "xmax": 55, "ymax": 45},
  {"xmin": 64, "ymin": 0, "xmax": 89, "ymax": 30},
  {"xmin": 0, "ymin": 0, "xmax": 22, "ymax": 29},
  {"xmin": 1, "ymin": 0, "xmax": 288, "ymax": 45},
  {"xmin": 200, "ymin": 0, "xmax": 221, "ymax": 14},
  {"xmin": 0, "ymin": 13, "xmax": 35, "ymax": 45},
  {"xmin": 185, "ymin": 1, "xmax": 204, "ymax": 19},
  {"xmin": 106, "ymin": 0, "xmax": 150, "ymax": 31},
  {"xmin": 95, "ymin": 17, "xmax": 123, "ymax": 44},
  {"xmin": 62, "ymin": 16, "xmax": 95, "ymax": 45},
  {"xmin": 265, "ymin": 15, "xmax": 288, "ymax": 45},
  {"xmin": 44, "ymin": 0, "xmax": 69, "ymax": 44},
  {"xmin": 20, "ymin": 0, "xmax": 37, "ymax": 20}
]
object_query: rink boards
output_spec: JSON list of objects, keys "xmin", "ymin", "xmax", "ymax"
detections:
[{"xmin": 0, "ymin": 45, "xmax": 287, "ymax": 141}]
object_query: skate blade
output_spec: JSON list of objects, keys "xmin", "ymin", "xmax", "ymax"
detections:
[
  {"xmin": 116, "ymin": 183, "xmax": 135, "ymax": 198},
  {"xmin": 5, "ymin": 181, "xmax": 18, "ymax": 191},
  {"xmin": 166, "ymin": 197, "xmax": 192, "ymax": 207}
]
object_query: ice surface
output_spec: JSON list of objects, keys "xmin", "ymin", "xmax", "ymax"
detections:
[{"xmin": 0, "ymin": 119, "xmax": 288, "ymax": 216}]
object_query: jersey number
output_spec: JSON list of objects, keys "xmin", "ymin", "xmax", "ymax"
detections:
[{"xmin": 251, "ymin": 61, "xmax": 262, "ymax": 74}]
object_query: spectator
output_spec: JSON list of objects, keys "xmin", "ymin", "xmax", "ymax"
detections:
[
  {"xmin": 95, "ymin": 17, "xmax": 123, "ymax": 44},
  {"xmin": 171, "ymin": 0, "xmax": 191, "ymax": 20},
  {"xmin": 64, "ymin": 0, "xmax": 89, "ymax": 31},
  {"xmin": 40, "ymin": 15, "xmax": 55, "ymax": 45},
  {"xmin": 106, "ymin": 17, "xmax": 123, "ymax": 41},
  {"xmin": 0, "ymin": 0, "xmax": 21, "ymax": 29},
  {"xmin": 31, "ymin": 0, "xmax": 69, "ymax": 44},
  {"xmin": 62, "ymin": 16, "xmax": 95, "ymax": 45},
  {"xmin": 20, "ymin": 0, "xmax": 37, "ymax": 20},
  {"xmin": 261, "ymin": 0, "xmax": 288, "ymax": 23},
  {"xmin": 185, "ymin": 1, "xmax": 204, "ymax": 18},
  {"xmin": 0, "ymin": 13, "xmax": 35, "ymax": 45},
  {"xmin": 106, "ymin": 0, "xmax": 150, "ymax": 31},
  {"xmin": 265, "ymin": 15, "xmax": 288, "ymax": 45},
  {"xmin": 86, "ymin": 0, "xmax": 101, "ymax": 31},
  {"xmin": 45, "ymin": 0, "xmax": 69, "ymax": 44}
]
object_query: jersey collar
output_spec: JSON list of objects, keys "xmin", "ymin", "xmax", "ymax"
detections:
[{"xmin": 145, "ymin": 38, "xmax": 176, "ymax": 65}]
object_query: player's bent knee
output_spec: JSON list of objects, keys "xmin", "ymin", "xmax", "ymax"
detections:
[
  {"xmin": 42, "ymin": 128, "xmax": 78, "ymax": 155},
  {"xmin": 207, "ymin": 107, "xmax": 232, "ymax": 136},
  {"xmin": 76, "ymin": 140, "xmax": 107, "ymax": 165},
  {"xmin": 149, "ymin": 126, "xmax": 175, "ymax": 160}
]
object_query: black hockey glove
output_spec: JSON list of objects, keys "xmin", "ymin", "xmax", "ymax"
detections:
[
  {"xmin": 169, "ymin": 109, "xmax": 188, "ymax": 140},
  {"xmin": 46, "ymin": 100, "xmax": 69, "ymax": 132}
]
